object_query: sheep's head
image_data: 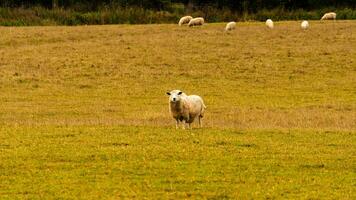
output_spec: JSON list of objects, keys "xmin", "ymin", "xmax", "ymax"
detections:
[{"xmin": 166, "ymin": 90, "xmax": 184, "ymax": 103}]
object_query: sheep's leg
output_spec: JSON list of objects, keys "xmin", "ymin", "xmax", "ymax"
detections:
[
  {"xmin": 175, "ymin": 119, "xmax": 179, "ymax": 129},
  {"xmin": 199, "ymin": 117, "xmax": 202, "ymax": 128},
  {"xmin": 181, "ymin": 120, "xmax": 186, "ymax": 129},
  {"xmin": 188, "ymin": 123, "xmax": 192, "ymax": 130}
]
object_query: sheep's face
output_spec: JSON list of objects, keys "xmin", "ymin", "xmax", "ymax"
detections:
[{"xmin": 167, "ymin": 90, "xmax": 183, "ymax": 103}]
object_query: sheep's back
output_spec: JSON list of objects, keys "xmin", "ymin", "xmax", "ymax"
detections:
[
  {"xmin": 179, "ymin": 16, "xmax": 192, "ymax": 25},
  {"xmin": 186, "ymin": 95, "xmax": 205, "ymax": 113},
  {"xmin": 189, "ymin": 17, "xmax": 204, "ymax": 26}
]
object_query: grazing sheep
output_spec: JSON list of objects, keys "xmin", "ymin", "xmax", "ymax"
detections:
[
  {"xmin": 225, "ymin": 21, "xmax": 236, "ymax": 31},
  {"xmin": 321, "ymin": 12, "xmax": 336, "ymax": 20},
  {"xmin": 188, "ymin": 17, "xmax": 205, "ymax": 27},
  {"xmin": 266, "ymin": 19, "xmax": 274, "ymax": 29},
  {"xmin": 301, "ymin": 20, "xmax": 309, "ymax": 30},
  {"xmin": 166, "ymin": 90, "xmax": 206, "ymax": 129},
  {"xmin": 178, "ymin": 16, "xmax": 193, "ymax": 26}
]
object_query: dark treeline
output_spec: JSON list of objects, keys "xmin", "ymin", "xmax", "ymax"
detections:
[
  {"xmin": 1, "ymin": 0, "xmax": 356, "ymax": 25},
  {"xmin": 1, "ymin": 0, "xmax": 356, "ymax": 11}
]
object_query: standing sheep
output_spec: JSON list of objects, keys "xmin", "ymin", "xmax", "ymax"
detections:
[
  {"xmin": 188, "ymin": 17, "xmax": 205, "ymax": 27},
  {"xmin": 301, "ymin": 20, "xmax": 309, "ymax": 30},
  {"xmin": 178, "ymin": 16, "xmax": 193, "ymax": 26},
  {"xmin": 166, "ymin": 90, "xmax": 206, "ymax": 129},
  {"xmin": 321, "ymin": 12, "xmax": 336, "ymax": 20},
  {"xmin": 225, "ymin": 21, "xmax": 236, "ymax": 31},
  {"xmin": 266, "ymin": 19, "xmax": 274, "ymax": 29}
]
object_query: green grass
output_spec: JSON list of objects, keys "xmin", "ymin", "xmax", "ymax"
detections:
[
  {"xmin": 1, "ymin": 126, "xmax": 355, "ymax": 199},
  {"xmin": 0, "ymin": 21, "xmax": 355, "ymax": 198}
]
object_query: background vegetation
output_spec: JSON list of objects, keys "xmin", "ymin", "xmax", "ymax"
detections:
[{"xmin": 0, "ymin": 0, "xmax": 356, "ymax": 25}]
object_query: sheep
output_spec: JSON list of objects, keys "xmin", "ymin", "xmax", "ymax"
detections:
[
  {"xmin": 266, "ymin": 19, "xmax": 274, "ymax": 29},
  {"xmin": 225, "ymin": 21, "xmax": 236, "ymax": 32},
  {"xmin": 166, "ymin": 90, "xmax": 206, "ymax": 129},
  {"xmin": 188, "ymin": 17, "xmax": 204, "ymax": 27},
  {"xmin": 178, "ymin": 16, "xmax": 193, "ymax": 26},
  {"xmin": 301, "ymin": 20, "xmax": 309, "ymax": 30},
  {"xmin": 321, "ymin": 12, "xmax": 336, "ymax": 20}
]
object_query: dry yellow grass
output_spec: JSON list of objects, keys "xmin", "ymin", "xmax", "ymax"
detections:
[
  {"xmin": 0, "ymin": 21, "xmax": 355, "ymax": 130},
  {"xmin": 0, "ymin": 21, "xmax": 355, "ymax": 199}
]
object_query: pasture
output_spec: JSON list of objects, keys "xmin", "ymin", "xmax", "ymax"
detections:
[{"xmin": 0, "ymin": 21, "xmax": 355, "ymax": 199}]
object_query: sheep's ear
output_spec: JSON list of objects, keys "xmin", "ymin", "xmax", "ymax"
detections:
[
  {"xmin": 166, "ymin": 92, "xmax": 171, "ymax": 95},
  {"xmin": 178, "ymin": 91, "xmax": 182, "ymax": 95}
]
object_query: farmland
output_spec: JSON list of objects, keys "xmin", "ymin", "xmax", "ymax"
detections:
[{"xmin": 0, "ymin": 21, "xmax": 355, "ymax": 199}]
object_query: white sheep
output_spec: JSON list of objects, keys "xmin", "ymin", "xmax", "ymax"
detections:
[
  {"xmin": 166, "ymin": 90, "xmax": 206, "ymax": 129},
  {"xmin": 301, "ymin": 20, "xmax": 309, "ymax": 30},
  {"xmin": 188, "ymin": 17, "xmax": 205, "ymax": 27},
  {"xmin": 225, "ymin": 21, "xmax": 236, "ymax": 31},
  {"xmin": 266, "ymin": 19, "xmax": 274, "ymax": 29},
  {"xmin": 321, "ymin": 12, "xmax": 336, "ymax": 20},
  {"xmin": 178, "ymin": 16, "xmax": 193, "ymax": 26}
]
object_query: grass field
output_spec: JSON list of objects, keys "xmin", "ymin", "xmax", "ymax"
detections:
[{"xmin": 0, "ymin": 21, "xmax": 355, "ymax": 199}]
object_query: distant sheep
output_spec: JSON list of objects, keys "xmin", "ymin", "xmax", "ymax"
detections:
[
  {"xmin": 225, "ymin": 21, "xmax": 236, "ymax": 31},
  {"xmin": 166, "ymin": 90, "xmax": 206, "ymax": 129},
  {"xmin": 266, "ymin": 19, "xmax": 274, "ymax": 29},
  {"xmin": 321, "ymin": 12, "xmax": 336, "ymax": 20},
  {"xmin": 188, "ymin": 17, "xmax": 205, "ymax": 27},
  {"xmin": 301, "ymin": 20, "xmax": 309, "ymax": 30},
  {"xmin": 178, "ymin": 16, "xmax": 193, "ymax": 26}
]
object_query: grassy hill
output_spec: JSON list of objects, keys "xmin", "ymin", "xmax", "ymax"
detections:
[{"xmin": 0, "ymin": 21, "xmax": 355, "ymax": 199}]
